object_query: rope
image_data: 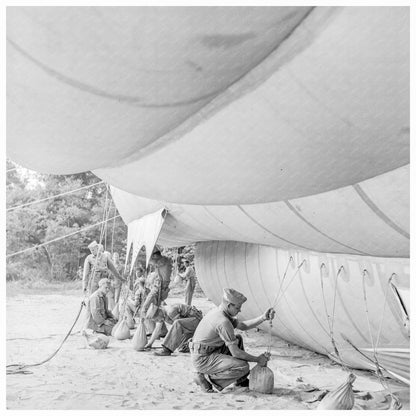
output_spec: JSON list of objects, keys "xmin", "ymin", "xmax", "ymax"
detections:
[
  {"xmin": 266, "ymin": 257, "xmax": 301, "ymax": 355},
  {"xmin": 271, "ymin": 256, "xmax": 293, "ymax": 308},
  {"xmin": 7, "ymin": 181, "xmax": 104, "ymax": 211},
  {"xmin": 320, "ymin": 264, "xmax": 333, "ymax": 336},
  {"xmin": 6, "ymin": 216, "xmax": 120, "ymax": 259},
  {"xmin": 266, "ymin": 319, "xmax": 273, "ymax": 355},
  {"xmin": 320, "ymin": 264, "xmax": 350, "ymax": 371},
  {"xmin": 361, "ymin": 270, "xmax": 397, "ymax": 400},
  {"xmin": 110, "ymin": 204, "xmax": 117, "ymax": 254},
  {"xmin": 273, "ymin": 259, "xmax": 306, "ymax": 307},
  {"xmin": 6, "ymin": 301, "xmax": 86, "ymax": 375},
  {"xmin": 98, "ymin": 185, "xmax": 110, "ymax": 250},
  {"xmin": 375, "ymin": 274, "xmax": 396, "ymax": 351},
  {"xmin": 85, "ymin": 185, "xmax": 115, "ymax": 293},
  {"xmin": 341, "ymin": 333, "xmax": 402, "ymax": 406}
]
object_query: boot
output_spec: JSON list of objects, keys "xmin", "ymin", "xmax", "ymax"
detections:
[
  {"xmin": 193, "ymin": 373, "xmax": 215, "ymax": 393},
  {"xmin": 235, "ymin": 375, "xmax": 249, "ymax": 387},
  {"xmin": 154, "ymin": 346, "xmax": 172, "ymax": 356}
]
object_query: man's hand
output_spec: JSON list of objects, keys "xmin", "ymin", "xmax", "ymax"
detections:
[
  {"xmin": 191, "ymin": 306, "xmax": 203, "ymax": 320},
  {"xmin": 103, "ymin": 319, "xmax": 113, "ymax": 326},
  {"xmin": 257, "ymin": 353, "xmax": 270, "ymax": 367},
  {"xmin": 263, "ymin": 307, "xmax": 275, "ymax": 321}
]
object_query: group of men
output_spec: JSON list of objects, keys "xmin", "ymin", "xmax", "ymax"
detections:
[{"xmin": 82, "ymin": 240, "xmax": 275, "ymax": 393}]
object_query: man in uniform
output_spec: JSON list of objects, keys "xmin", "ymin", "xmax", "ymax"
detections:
[
  {"xmin": 177, "ymin": 259, "xmax": 196, "ymax": 306},
  {"xmin": 84, "ymin": 278, "xmax": 117, "ymax": 335},
  {"xmin": 82, "ymin": 241, "xmax": 124, "ymax": 296},
  {"xmin": 144, "ymin": 303, "xmax": 203, "ymax": 356},
  {"xmin": 141, "ymin": 249, "xmax": 172, "ymax": 313},
  {"xmin": 125, "ymin": 275, "xmax": 147, "ymax": 322},
  {"xmin": 190, "ymin": 288, "xmax": 275, "ymax": 393}
]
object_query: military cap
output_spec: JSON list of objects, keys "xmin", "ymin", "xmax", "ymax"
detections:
[
  {"xmin": 223, "ymin": 288, "xmax": 247, "ymax": 306},
  {"xmin": 88, "ymin": 240, "xmax": 98, "ymax": 250}
]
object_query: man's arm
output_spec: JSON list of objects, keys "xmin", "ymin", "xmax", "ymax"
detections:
[
  {"xmin": 237, "ymin": 315, "xmax": 267, "ymax": 331},
  {"xmin": 236, "ymin": 308, "xmax": 275, "ymax": 331},
  {"xmin": 141, "ymin": 275, "xmax": 161, "ymax": 313},
  {"xmin": 106, "ymin": 256, "xmax": 125, "ymax": 282},
  {"xmin": 228, "ymin": 343, "xmax": 269, "ymax": 366},
  {"xmin": 178, "ymin": 266, "xmax": 192, "ymax": 280},
  {"xmin": 144, "ymin": 321, "xmax": 163, "ymax": 348}
]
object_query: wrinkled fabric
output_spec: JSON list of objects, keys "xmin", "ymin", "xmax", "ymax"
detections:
[
  {"xmin": 163, "ymin": 316, "xmax": 201, "ymax": 352},
  {"xmin": 142, "ymin": 256, "xmax": 172, "ymax": 312},
  {"xmin": 181, "ymin": 266, "xmax": 196, "ymax": 305},
  {"xmin": 192, "ymin": 335, "xmax": 249, "ymax": 389},
  {"xmin": 85, "ymin": 290, "xmax": 116, "ymax": 335},
  {"xmin": 83, "ymin": 251, "xmax": 120, "ymax": 294},
  {"xmin": 192, "ymin": 306, "xmax": 238, "ymax": 348}
]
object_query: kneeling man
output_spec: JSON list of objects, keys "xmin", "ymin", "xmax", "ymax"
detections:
[
  {"xmin": 144, "ymin": 303, "xmax": 203, "ymax": 356},
  {"xmin": 190, "ymin": 288, "xmax": 275, "ymax": 392},
  {"xmin": 85, "ymin": 278, "xmax": 117, "ymax": 335}
]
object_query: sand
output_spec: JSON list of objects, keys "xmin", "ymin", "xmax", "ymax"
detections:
[{"xmin": 6, "ymin": 290, "xmax": 409, "ymax": 410}]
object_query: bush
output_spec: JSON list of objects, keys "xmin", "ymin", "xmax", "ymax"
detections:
[{"xmin": 6, "ymin": 262, "xmax": 47, "ymax": 282}]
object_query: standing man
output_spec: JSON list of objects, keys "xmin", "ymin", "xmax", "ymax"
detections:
[
  {"xmin": 144, "ymin": 303, "xmax": 203, "ymax": 356},
  {"xmin": 141, "ymin": 249, "xmax": 172, "ymax": 313},
  {"xmin": 82, "ymin": 241, "xmax": 124, "ymax": 296},
  {"xmin": 177, "ymin": 259, "xmax": 196, "ymax": 306},
  {"xmin": 190, "ymin": 288, "xmax": 275, "ymax": 393},
  {"xmin": 84, "ymin": 278, "xmax": 117, "ymax": 335}
]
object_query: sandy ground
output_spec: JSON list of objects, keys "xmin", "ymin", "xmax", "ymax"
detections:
[{"xmin": 6, "ymin": 289, "xmax": 410, "ymax": 410}]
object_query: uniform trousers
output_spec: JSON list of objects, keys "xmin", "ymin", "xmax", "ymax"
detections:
[
  {"xmin": 162, "ymin": 317, "xmax": 201, "ymax": 352},
  {"xmin": 191, "ymin": 335, "xmax": 249, "ymax": 390}
]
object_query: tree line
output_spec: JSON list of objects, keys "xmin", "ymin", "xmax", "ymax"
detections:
[
  {"xmin": 6, "ymin": 160, "xmax": 127, "ymax": 281},
  {"xmin": 6, "ymin": 160, "xmax": 196, "ymax": 283}
]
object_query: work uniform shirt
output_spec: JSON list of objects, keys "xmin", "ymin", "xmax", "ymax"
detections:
[
  {"xmin": 146, "ymin": 256, "xmax": 172, "ymax": 304},
  {"xmin": 157, "ymin": 303, "xmax": 202, "ymax": 325},
  {"xmin": 85, "ymin": 290, "xmax": 114, "ymax": 332},
  {"xmin": 192, "ymin": 306, "xmax": 239, "ymax": 348},
  {"xmin": 180, "ymin": 266, "xmax": 196, "ymax": 283},
  {"xmin": 153, "ymin": 255, "xmax": 172, "ymax": 290},
  {"xmin": 111, "ymin": 261, "xmax": 124, "ymax": 289},
  {"xmin": 132, "ymin": 285, "xmax": 147, "ymax": 309},
  {"xmin": 83, "ymin": 251, "xmax": 113, "ymax": 292}
]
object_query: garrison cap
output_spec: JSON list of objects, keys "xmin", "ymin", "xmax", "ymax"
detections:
[
  {"xmin": 88, "ymin": 240, "xmax": 98, "ymax": 250},
  {"xmin": 223, "ymin": 288, "xmax": 247, "ymax": 306}
]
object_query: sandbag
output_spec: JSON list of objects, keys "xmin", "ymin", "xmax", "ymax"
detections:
[
  {"xmin": 317, "ymin": 373, "xmax": 356, "ymax": 410},
  {"xmin": 126, "ymin": 314, "xmax": 135, "ymax": 329},
  {"xmin": 114, "ymin": 317, "xmax": 131, "ymax": 340},
  {"xmin": 112, "ymin": 302, "xmax": 120, "ymax": 320},
  {"xmin": 111, "ymin": 319, "xmax": 121, "ymax": 337},
  {"xmin": 82, "ymin": 330, "xmax": 110, "ymax": 349},
  {"xmin": 389, "ymin": 394, "xmax": 402, "ymax": 410},
  {"xmin": 132, "ymin": 318, "xmax": 148, "ymax": 351},
  {"xmin": 249, "ymin": 363, "xmax": 274, "ymax": 394}
]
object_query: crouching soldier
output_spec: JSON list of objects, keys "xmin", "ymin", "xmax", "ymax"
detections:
[
  {"xmin": 189, "ymin": 288, "xmax": 275, "ymax": 393},
  {"xmin": 85, "ymin": 278, "xmax": 117, "ymax": 336},
  {"xmin": 144, "ymin": 303, "xmax": 203, "ymax": 356}
]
